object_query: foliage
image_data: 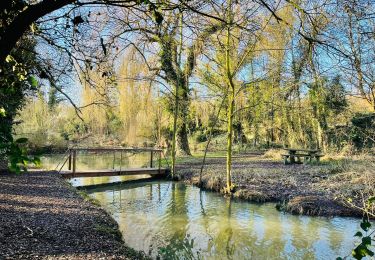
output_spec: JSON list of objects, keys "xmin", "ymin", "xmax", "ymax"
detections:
[
  {"xmin": 350, "ymin": 219, "xmax": 374, "ymax": 260},
  {"xmin": 338, "ymin": 197, "xmax": 375, "ymax": 260},
  {"xmin": 0, "ymin": 39, "xmax": 42, "ymax": 172},
  {"xmin": 0, "ymin": 136, "xmax": 40, "ymax": 173},
  {"xmin": 157, "ymin": 235, "xmax": 201, "ymax": 260},
  {"xmin": 327, "ymin": 113, "xmax": 375, "ymax": 151}
]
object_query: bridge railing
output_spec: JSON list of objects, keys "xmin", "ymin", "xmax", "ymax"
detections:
[{"xmin": 63, "ymin": 147, "xmax": 165, "ymax": 177}]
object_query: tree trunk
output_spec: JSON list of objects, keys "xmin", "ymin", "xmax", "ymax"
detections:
[
  {"xmin": 225, "ymin": 4, "xmax": 234, "ymax": 193},
  {"xmin": 177, "ymin": 122, "xmax": 191, "ymax": 155},
  {"xmin": 176, "ymin": 83, "xmax": 191, "ymax": 155},
  {"xmin": 171, "ymin": 83, "xmax": 179, "ymax": 178},
  {"xmin": 0, "ymin": 156, "xmax": 7, "ymax": 172},
  {"xmin": 226, "ymin": 89, "xmax": 235, "ymax": 192}
]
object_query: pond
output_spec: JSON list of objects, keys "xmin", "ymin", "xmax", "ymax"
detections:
[{"xmin": 86, "ymin": 181, "xmax": 360, "ymax": 259}]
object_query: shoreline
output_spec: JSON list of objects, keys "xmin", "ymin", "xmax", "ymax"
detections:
[
  {"xmin": 175, "ymin": 156, "xmax": 373, "ymax": 218},
  {"xmin": 0, "ymin": 171, "xmax": 147, "ymax": 259}
]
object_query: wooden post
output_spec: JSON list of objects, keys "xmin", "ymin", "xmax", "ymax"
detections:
[
  {"xmin": 150, "ymin": 151, "xmax": 153, "ymax": 168},
  {"xmin": 120, "ymin": 151, "xmax": 122, "ymax": 173},
  {"xmin": 113, "ymin": 152, "xmax": 115, "ymax": 169},
  {"xmin": 68, "ymin": 150, "xmax": 72, "ymax": 170},
  {"xmin": 158, "ymin": 151, "xmax": 161, "ymax": 174},
  {"xmin": 72, "ymin": 150, "xmax": 76, "ymax": 177},
  {"xmin": 290, "ymin": 151, "xmax": 296, "ymax": 164}
]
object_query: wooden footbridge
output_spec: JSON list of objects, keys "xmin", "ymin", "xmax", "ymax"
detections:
[{"xmin": 58, "ymin": 147, "xmax": 169, "ymax": 179}]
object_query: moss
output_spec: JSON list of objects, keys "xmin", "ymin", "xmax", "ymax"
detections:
[
  {"xmin": 94, "ymin": 224, "xmax": 123, "ymax": 240},
  {"xmin": 77, "ymin": 189, "xmax": 101, "ymax": 206}
]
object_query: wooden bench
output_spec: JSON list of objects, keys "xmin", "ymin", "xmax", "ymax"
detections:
[
  {"xmin": 282, "ymin": 148, "xmax": 325, "ymax": 165},
  {"xmin": 281, "ymin": 154, "xmax": 310, "ymax": 164},
  {"xmin": 310, "ymin": 154, "xmax": 324, "ymax": 162}
]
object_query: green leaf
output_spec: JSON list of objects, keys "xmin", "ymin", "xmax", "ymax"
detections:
[
  {"xmin": 33, "ymin": 156, "xmax": 41, "ymax": 167},
  {"xmin": 336, "ymin": 257, "xmax": 343, "ymax": 260},
  {"xmin": 9, "ymin": 163, "xmax": 20, "ymax": 174},
  {"xmin": 360, "ymin": 219, "xmax": 371, "ymax": 232},
  {"xmin": 0, "ymin": 107, "xmax": 5, "ymax": 117},
  {"xmin": 28, "ymin": 76, "xmax": 38, "ymax": 88},
  {"xmin": 354, "ymin": 231, "xmax": 363, "ymax": 237},
  {"xmin": 15, "ymin": 138, "xmax": 28, "ymax": 144},
  {"xmin": 5, "ymin": 55, "xmax": 13, "ymax": 63},
  {"xmin": 367, "ymin": 249, "xmax": 374, "ymax": 257},
  {"xmin": 362, "ymin": 236, "xmax": 371, "ymax": 246},
  {"xmin": 368, "ymin": 196, "xmax": 375, "ymax": 204},
  {"xmin": 352, "ymin": 243, "xmax": 374, "ymax": 260}
]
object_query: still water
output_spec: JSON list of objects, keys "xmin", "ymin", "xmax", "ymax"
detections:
[{"xmin": 86, "ymin": 181, "xmax": 360, "ymax": 260}]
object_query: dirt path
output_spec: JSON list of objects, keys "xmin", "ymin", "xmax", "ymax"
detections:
[
  {"xmin": 0, "ymin": 172, "xmax": 146, "ymax": 259},
  {"xmin": 176, "ymin": 156, "xmax": 374, "ymax": 217}
]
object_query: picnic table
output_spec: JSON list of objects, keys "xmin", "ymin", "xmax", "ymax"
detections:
[{"xmin": 281, "ymin": 148, "xmax": 324, "ymax": 164}]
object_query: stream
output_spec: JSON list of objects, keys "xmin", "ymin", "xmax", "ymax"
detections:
[
  {"xmin": 87, "ymin": 181, "xmax": 359, "ymax": 259},
  {"xmin": 41, "ymin": 153, "xmax": 361, "ymax": 259}
]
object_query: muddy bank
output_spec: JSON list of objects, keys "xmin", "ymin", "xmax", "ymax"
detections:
[
  {"xmin": 176, "ymin": 156, "xmax": 374, "ymax": 217},
  {"xmin": 0, "ymin": 171, "xmax": 147, "ymax": 259}
]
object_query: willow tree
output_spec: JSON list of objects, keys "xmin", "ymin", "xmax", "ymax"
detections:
[
  {"xmin": 154, "ymin": 16, "xmax": 222, "ymax": 156},
  {"xmin": 116, "ymin": 48, "xmax": 158, "ymax": 146},
  {"xmin": 113, "ymin": 7, "xmax": 224, "ymax": 177},
  {"xmin": 80, "ymin": 68, "xmax": 115, "ymax": 137}
]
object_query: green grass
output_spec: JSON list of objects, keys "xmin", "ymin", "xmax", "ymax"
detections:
[
  {"xmin": 94, "ymin": 224, "xmax": 123, "ymax": 240},
  {"xmin": 77, "ymin": 189, "xmax": 101, "ymax": 206}
]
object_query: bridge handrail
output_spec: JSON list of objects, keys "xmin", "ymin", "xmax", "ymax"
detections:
[{"xmin": 68, "ymin": 147, "xmax": 163, "ymax": 152}]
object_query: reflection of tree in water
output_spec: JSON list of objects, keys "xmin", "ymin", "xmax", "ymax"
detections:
[
  {"xmin": 224, "ymin": 199, "xmax": 235, "ymax": 259},
  {"xmin": 155, "ymin": 183, "xmax": 198, "ymax": 258},
  {"xmin": 288, "ymin": 217, "xmax": 317, "ymax": 259},
  {"xmin": 80, "ymin": 176, "xmax": 111, "ymax": 186},
  {"xmin": 327, "ymin": 221, "xmax": 345, "ymax": 252},
  {"xmin": 90, "ymin": 182, "xmax": 353, "ymax": 259},
  {"xmin": 254, "ymin": 212, "xmax": 287, "ymax": 258},
  {"xmin": 210, "ymin": 198, "xmax": 235, "ymax": 259}
]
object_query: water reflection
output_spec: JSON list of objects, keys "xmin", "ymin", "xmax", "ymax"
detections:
[{"xmin": 87, "ymin": 181, "xmax": 360, "ymax": 259}]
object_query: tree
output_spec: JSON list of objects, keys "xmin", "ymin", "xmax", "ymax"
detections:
[
  {"xmin": 0, "ymin": 0, "xmax": 164, "ymax": 64},
  {"xmin": 0, "ymin": 37, "xmax": 42, "ymax": 171},
  {"xmin": 196, "ymin": 0, "xmax": 263, "ymax": 192}
]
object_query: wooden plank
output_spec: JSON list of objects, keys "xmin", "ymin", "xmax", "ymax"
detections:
[
  {"xmin": 70, "ymin": 147, "xmax": 163, "ymax": 152},
  {"xmin": 72, "ymin": 150, "xmax": 76, "ymax": 176},
  {"xmin": 60, "ymin": 168, "xmax": 168, "ymax": 178},
  {"xmin": 284, "ymin": 148, "xmax": 318, "ymax": 153},
  {"xmin": 68, "ymin": 152, "xmax": 72, "ymax": 170}
]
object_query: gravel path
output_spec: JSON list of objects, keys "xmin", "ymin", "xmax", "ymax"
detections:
[{"xmin": 0, "ymin": 172, "xmax": 145, "ymax": 259}]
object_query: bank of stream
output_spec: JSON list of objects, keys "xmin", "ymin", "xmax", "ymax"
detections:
[{"xmin": 85, "ymin": 179, "xmax": 361, "ymax": 259}]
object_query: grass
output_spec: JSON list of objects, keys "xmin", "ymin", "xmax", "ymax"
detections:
[
  {"xmin": 94, "ymin": 223, "xmax": 123, "ymax": 240},
  {"xmin": 77, "ymin": 189, "xmax": 102, "ymax": 206},
  {"xmin": 174, "ymin": 152, "xmax": 375, "ymax": 217}
]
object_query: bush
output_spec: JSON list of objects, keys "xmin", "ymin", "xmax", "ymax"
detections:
[{"xmin": 195, "ymin": 131, "xmax": 208, "ymax": 143}]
